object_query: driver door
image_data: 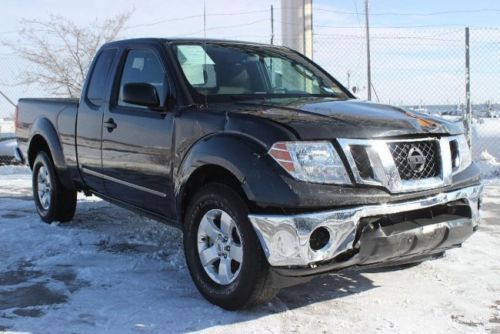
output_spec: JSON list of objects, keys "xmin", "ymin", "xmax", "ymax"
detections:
[{"xmin": 101, "ymin": 46, "xmax": 175, "ymax": 217}]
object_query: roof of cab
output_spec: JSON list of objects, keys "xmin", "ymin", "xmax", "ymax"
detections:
[{"xmin": 103, "ymin": 37, "xmax": 284, "ymax": 49}]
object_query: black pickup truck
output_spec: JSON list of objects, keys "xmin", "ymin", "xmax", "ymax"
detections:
[{"xmin": 16, "ymin": 38, "xmax": 482, "ymax": 310}]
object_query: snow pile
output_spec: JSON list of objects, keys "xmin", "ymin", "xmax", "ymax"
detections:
[
  {"xmin": 0, "ymin": 165, "xmax": 30, "ymax": 175},
  {"xmin": 476, "ymin": 150, "xmax": 500, "ymax": 179},
  {"xmin": 472, "ymin": 118, "xmax": 500, "ymax": 161}
]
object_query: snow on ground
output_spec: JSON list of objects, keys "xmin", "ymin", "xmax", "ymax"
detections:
[
  {"xmin": 0, "ymin": 166, "xmax": 30, "ymax": 176},
  {"xmin": 476, "ymin": 151, "xmax": 500, "ymax": 179},
  {"xmin": 0, "ymin": 170, "xmax": 499, "ymax": 334}
]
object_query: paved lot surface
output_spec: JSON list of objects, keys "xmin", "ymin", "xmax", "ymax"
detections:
[{"xmin": 0, "ymin": 167, "xmax": 499, "ymax": 334}]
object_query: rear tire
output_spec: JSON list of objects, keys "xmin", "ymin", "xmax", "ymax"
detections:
[
  {"xmin": 32, "ymin": 151, "xmax": 77, "ymax": 223},
  {"xmin": 183, "ymin": 183, "xmax": 278, "ymax": 310}
]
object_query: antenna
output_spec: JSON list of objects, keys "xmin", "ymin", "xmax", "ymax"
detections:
[
  {"xmin": 270, "ymin": 5, "xmax": 274, "ymax": 45},
  {"xmin": 203, "ymin": 0, "xmax": 207, "ymax": 41}
]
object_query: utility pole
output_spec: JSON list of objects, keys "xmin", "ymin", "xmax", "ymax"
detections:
[
  {"xmin": 465, "ymin": 27, "xmax": 472, "ymax": 147},
  {"xmin": 281, "ymin": 0, "xmax": 313, "ymax": 58},
  {"xmin": 270, "ymin": 5, "xmax": 274, "ymax": 45},
  {"xmin": 304, "ymin": 0, "xmax": 313, "ymax": 59},
  {"xmin": 365, "ymin": 0, "xmax": 372, "ymax": 101}
]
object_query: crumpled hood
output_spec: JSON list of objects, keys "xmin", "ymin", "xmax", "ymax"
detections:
[{"xmin": 223, "ymin": 98, "xmax": 463, "ymax": 139}]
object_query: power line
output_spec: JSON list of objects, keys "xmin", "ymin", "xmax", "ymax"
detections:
[
  {"xmin": 314, "ymin": 7, "xmax": 500, "ymax": 16},
  {"xmin": 125, "ymin": 9, "xmax": 270, "ymax": 29},
  {"xmin": 126, "ymin": 15, "xmax": 202, "ymax": 29},
  {"xmin": 279, "ymin": 19, "xmax": 481, "ymax": 29},
  {"xmin": 314, "ymin": 33, "xmax": 463, "ymax": 42},
  {"xmin": 176, "ymin": 19, "xmax": 269, "ymax": 37}
]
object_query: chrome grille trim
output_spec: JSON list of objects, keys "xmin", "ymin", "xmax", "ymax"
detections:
[{"xmin": 338, "ymin": 137, "xmax": 455, "ymax": 193}]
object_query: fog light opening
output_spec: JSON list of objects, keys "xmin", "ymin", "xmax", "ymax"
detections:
[{"xmin": 309, "ymin": 227, "xmax": 331, "ymax": 251}]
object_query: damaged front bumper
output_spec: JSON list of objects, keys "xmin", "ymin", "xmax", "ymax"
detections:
[{"xmin": 248, "ymin": 185, "xmax": 482, "ymax": 271}]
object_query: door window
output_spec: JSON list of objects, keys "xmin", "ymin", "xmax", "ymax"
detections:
[{"xmin": 118, "ymin": 49, "xmax": 166, "ymax": 108}]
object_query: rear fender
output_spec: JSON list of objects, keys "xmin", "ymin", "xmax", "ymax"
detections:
[{"xmin": 28, "ymin": 118, "xmax": 74, "ymax": 189}]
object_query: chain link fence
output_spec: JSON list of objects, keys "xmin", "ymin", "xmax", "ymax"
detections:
[{"xmin": 313, "ymin": 27, "xmax": 500, "ymax": 166}]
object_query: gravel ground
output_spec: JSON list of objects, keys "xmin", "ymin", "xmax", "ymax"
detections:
[{"xmin": 0, "ymin": 167, "xmax": 499, "ymax": 334}]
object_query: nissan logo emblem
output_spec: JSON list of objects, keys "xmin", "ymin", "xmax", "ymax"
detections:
[{"xmin": 407, "ymin": 147, "xmax": 426, "ymax": 172}]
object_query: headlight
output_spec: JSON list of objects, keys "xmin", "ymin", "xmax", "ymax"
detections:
[
  {"xmin": 452, "ymin": 135, "xmax": 472, "ymax": 174},
  {"xmin": 269, "ymin": 141, "xmax": 351, "ymax": 184}
]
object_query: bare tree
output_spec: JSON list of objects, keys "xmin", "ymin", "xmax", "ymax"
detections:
[{"xmin": 2, "ymin": 11, "xmax": 133, "ymax": 97}]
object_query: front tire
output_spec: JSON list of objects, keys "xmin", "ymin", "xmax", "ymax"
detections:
[
  {"xmin": 32, "ymin": 151, "xmax": 77, "ymax": 223},
  {"xmin": 183, "ymin": 183, "xmax": 278, "ymax": 310}
]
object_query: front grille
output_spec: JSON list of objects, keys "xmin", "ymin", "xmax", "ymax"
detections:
[{"xmin": 388, "ymin": 140, "xmax": 440, "ymax": 180}]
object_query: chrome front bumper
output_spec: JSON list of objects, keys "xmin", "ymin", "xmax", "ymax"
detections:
[{"xmin": 248, "ymin": 185, "xmax": 482, "ymax": 267}]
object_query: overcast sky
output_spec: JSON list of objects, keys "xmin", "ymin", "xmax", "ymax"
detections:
[{"xmin": 1, "ymin": 0, "xmax": 499, "ymax": 116}]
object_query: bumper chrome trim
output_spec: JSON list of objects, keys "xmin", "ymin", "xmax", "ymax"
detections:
[{"xmin": 248, "ymin": 185, "xmax": 482, "ymax": 267}]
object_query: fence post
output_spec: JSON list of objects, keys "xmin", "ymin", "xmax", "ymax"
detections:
[
  {"xmin": 465, "ymin": 27, "xmax": 472, "ymax": 149},
  {"xmin": 365, "ymin": 0, "xmax": 372, "ymax": 101}
]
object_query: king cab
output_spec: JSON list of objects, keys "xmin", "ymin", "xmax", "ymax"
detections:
[{"xmin": 16, "ymin": 38, "xmax": 482, "ymax": 309}]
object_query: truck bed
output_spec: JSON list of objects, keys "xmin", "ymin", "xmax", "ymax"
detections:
[{"xmin": 16, "ymin": 98, "xmax": 79, "ymax": 170}]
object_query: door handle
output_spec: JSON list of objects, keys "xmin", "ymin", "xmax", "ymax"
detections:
[{"xmin": 104, "ymin": 118, "xmax": 117, "ymax": 132}]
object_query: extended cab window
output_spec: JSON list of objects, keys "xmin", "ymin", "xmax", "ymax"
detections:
[
  {"xmin": 118, "ymin": 49, "xmax": 166, "ymax": 108},
  {"xmin": 86, "ymin": 49, "xmax": 117, "ymax": 106}
]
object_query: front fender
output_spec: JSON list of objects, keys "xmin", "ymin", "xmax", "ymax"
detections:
[{"xmin": 176, "ymin": 133, "xmax": 299, "ymax": 208}]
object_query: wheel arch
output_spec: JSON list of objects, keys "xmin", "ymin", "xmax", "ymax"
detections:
[
  {"xmin": 179, "ymin": 164, "xmax": 250, "ymax": 224},
  {"xmin": 27, "ymin": 118, "xmax": 74, "ymax": 189},
  {"xmin": 175, "ymin": 133, "xmax": 271, "ymax": 224}
]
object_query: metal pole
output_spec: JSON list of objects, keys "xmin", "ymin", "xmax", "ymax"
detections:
[
  {"xmin": 365, "ymin": 0, "xmax": 372, "ymax": 101},
  {"xmin": 270, "ymin": 5, "xmax": 274, "ymax": 45},
  {"xmin": 0, "ymin": 90, "xmax": 16, "ymax": 108},
  {"xmin": 465, "ymin": 27, "xmax": 472, "ymax": 148}
]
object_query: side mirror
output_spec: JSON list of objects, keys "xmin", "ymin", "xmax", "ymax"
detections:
[
  {"xmin": 123, "ymin": 83, "xmax": 160, "ymax": 108},
  {"xmin": 352, "ymin": 86, "xmax": 358, "ymax": 94}
]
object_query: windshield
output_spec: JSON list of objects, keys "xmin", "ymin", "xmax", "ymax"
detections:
[{"xmin": 173, "ymin": 43, "xmax": 350, "ymax": 102}]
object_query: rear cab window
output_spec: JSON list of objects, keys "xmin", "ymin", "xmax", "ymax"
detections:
[{"xmin": 86, "ymin": 49, "xmax": 117, "ymax": 106}]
